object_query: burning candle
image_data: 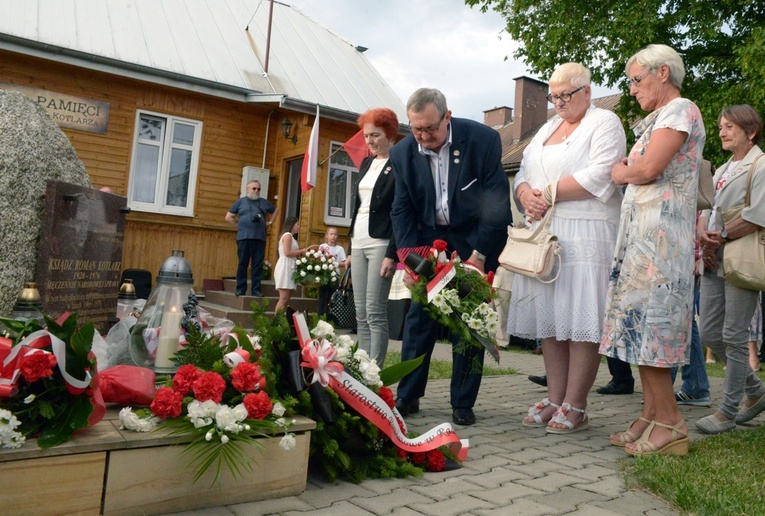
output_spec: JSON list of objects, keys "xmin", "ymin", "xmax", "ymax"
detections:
[{"xmin": 154, "ymin": 290, "xmax": 182, "ymax": 371}]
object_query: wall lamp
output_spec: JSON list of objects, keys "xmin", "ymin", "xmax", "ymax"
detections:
[{"xmin": 281, "ymin": 118, "xmax": 297, "ymax": 144}]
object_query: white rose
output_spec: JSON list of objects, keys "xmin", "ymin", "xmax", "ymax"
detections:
[
  {"xmin": 311, "ymin": 320, "xmax": 335, "ymax": 339},
  {"xmin": 301, "ymin": 271, "xmax": 307, "ymax": 277}
]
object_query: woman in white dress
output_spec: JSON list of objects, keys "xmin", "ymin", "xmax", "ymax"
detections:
[
  {"xmin": 508, "ymin": 63, "xmax": 626, "ymax": 433},
  {"xmin": 273, "ymin": 216, "xmax": 306, "ymax": 312}
]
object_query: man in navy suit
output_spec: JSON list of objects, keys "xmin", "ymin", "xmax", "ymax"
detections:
[{"xmin": 390, "ymin": 88, "xmax": 511, "ymax": 425}]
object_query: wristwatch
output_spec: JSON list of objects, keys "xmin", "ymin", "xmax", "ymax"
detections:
[
  {"xmin": 720, "ymin": 229, "xmax": 731, "ymax": 242},
  {"xmin": 471, "ymin": 249, "xmax": 486, "ymax": 261}
]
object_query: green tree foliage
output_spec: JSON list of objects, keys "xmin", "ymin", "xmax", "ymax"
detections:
[{"xmin": 465, "ymin": 0, "xmax": 765, "ymax": 163}]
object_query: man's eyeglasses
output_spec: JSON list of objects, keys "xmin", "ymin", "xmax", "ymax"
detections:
[
  {"xmin": 251, "ymin": 187, "xmax": 261, "ymax": 191},
  {"xmin": 410, "ymin": 114, "xmax": 445, "ymax": 136},
  {"xmin": 546, "ymin": 86, "xmax": 585, "ymax": 104},
  {"xmin": 628, "ymin": 68, "xmax": 654, "ymax": 86}
]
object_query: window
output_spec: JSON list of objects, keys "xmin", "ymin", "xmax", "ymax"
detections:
[
  {"xmin": 324, "ymin": 142, "xmax": 358, "ymax": 226},
  {"xmin": 127, "ymin": 111, "xmax": 202, "ymax": 216}
]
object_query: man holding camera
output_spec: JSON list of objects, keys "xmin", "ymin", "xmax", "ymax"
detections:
[{"xmin": 225, "ymin": 180, "xmax": 276, "ymax": 297}]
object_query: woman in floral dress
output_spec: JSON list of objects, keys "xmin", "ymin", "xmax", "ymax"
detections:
[{"xmin": 600, "ymin": 44, "xmax": 706, "ymax": 456}]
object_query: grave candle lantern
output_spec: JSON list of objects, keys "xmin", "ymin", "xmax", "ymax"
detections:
[{"xmin": 129, "ymin": 250, "xmax": 194, "ymax": 373}]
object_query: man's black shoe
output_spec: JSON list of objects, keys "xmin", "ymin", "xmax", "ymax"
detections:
[
  {"xmin": 452, "ymin": 408, "xmax": 476, "ymax": 426},
  {"xmin": 234, "ymin": 290, "xmax": 245, "ymax": 297},
  {"xmin": 596, "ymin": 381, "xmax": 634, "ymax": 395},
  {"xmin": 395, "ymin": 398, "xmax": 419, "ymax": 416},
  {"xmin": 528, "ymin": 375, "xmax": 547, "ymax": 387},
  {"xmin": 252, "ymin": 291, "xmax": 264, "ymax": 298}
]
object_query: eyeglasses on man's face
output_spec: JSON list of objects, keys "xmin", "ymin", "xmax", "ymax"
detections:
[
  {"xmin": 546, "ymin": 86, "xmax": 585, "ymax": 104},
  {"xmin": 410, "ymin": 114, "xmax": 445, "ymax": 136},
  {"xmin": 628, "ymin": 68, "xmax": 654, "ymax": 86}
]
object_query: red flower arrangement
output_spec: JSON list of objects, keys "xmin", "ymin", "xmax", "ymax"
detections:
[{"xmin": 120, "ymin": 325, "xmax": 294, "ymax": 484}]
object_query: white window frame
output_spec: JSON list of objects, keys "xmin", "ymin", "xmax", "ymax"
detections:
[
  {"xmin": 323, "ymin": 141, "xmax": 358, "ymax": 227},
  {"xmin": 127, "ymin": 110, "xmax": 203, "ymax": 217}
]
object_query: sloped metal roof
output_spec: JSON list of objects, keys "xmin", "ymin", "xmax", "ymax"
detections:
[{"xmin": 0, "ymin": 0, "xmax": 406, "ymax": 122}]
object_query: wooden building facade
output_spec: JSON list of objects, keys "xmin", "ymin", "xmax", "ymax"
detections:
[{"xmin": 0, "ymin": 1, "xmax": 405, "ymax": 289}]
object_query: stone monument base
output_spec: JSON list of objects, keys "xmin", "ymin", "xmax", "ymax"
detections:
[{"xmin": 0, "ymin": 408, "xmax": 315, "ymax": 515}]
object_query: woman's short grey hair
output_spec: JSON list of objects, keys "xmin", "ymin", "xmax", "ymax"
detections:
[
  {"xmin": 549, "ymin": 63, "xmax": 591, "ymax": 88},
  {"xmin": 719, "ymin": 105, "xmax": 763, "ymax": 146},
  {"xmin": 625, "ymin": 44, "xmax": 685, "ymax": 90},
  {"xmin": 407, "ymin": 88, "xmax": 448, "ymax": 118}
]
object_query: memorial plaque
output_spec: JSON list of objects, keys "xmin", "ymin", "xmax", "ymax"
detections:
[{"xmin": 36, "ymin": 181, "xmax": 127, "ymax": 333}]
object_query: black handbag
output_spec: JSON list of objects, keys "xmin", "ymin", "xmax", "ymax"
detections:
[{"xmin": 328, "ymin": 267, "xmax": 356, "ymax": 330}]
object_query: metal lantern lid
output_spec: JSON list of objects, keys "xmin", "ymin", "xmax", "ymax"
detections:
[
  {"xmin": 118, "ymin": 278, "xmax": 137, "ymax": 299},
  {"xmin": 14, "ymin": 282, "xmax": 42, "ymax": 308},
  {"xmin": 157, "ymin": 250, "xmax": 194, "ymax": 284}
]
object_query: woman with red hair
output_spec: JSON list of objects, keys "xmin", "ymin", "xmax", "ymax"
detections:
[{"xmin": 348, "ymin": 108, "xmax": 399, "ymax": 367}]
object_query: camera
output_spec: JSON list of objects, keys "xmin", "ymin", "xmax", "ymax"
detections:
[{"xmin": 251, "ymin": 212, "xmax": 262, "ymax": 222}]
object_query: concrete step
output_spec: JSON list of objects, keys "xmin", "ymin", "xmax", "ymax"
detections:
[
  {"xmin": 199, "ymin": 295, "xmax": 319, "ymax": 328},
  {"xmin": 219, "ymin": 278, "xmax": 312, "ymax": 298}
]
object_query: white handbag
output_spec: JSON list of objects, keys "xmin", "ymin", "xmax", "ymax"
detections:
[{"xmin": 498, "ymin": 182, "xmax": 562, "ymax": 283}]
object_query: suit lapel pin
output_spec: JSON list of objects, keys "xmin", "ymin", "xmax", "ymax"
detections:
[{"xmin": 384, "ymin": 166, "xmax": 391, "ymax": 174}]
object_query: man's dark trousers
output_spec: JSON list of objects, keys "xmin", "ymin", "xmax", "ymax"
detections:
[{"xmin": 236, "ymin": 238, "xmax": 265, "ymax": 295}]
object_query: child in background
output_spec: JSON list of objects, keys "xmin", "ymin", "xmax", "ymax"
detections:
[{"xmin": 318, "ymin": 227, "xmax": 347, "ymax": 317}]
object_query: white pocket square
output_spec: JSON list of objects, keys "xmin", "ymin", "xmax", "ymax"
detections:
[{"xmin": 461, "ymin": 179, "xmax": 478, "ymax": 191}]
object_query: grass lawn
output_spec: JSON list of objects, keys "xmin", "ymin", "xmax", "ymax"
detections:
[
  {"xmin": 384, "ymin": 350, "xmax": 517, "ymax": 378},
  {"xmin": 625, "ymin": 425, "xmax": 765, "ymax": 514}
]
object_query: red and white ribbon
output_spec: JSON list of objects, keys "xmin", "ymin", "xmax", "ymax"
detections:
[
  {"xmin": 223, "ymin": 348, "xmax": 251, "ymax": 367},
  {"xmin": 292, "ymin": 312, "xmax": 468, "ymax": 460},
  {"xmin": 1, "ymin": 330, "xmax": 92, "ymax": 397}
]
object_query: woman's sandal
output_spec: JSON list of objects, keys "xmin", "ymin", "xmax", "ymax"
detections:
[
  {"xmin": 625, "ymin": 419, "xmax": 689, "ymax": 456},
  {"xmin": 610, "ymin": 416, "xmax": 651, "ymax": 447},
  {"xmin": 545, "ymin": 403, "xmax": 589, "ymax": 434},
  {"xmin": 522, "ymin": 398, "xmax": 560, "ymax": 427}
]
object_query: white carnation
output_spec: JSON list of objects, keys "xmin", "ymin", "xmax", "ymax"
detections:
[
  {"xmin": 279, "ymin": 433, "xmax": 297, "ymax": 451},
  {"xmin": 272, "ymin": 402, "xmax": 286, "ymax": 417},
  {"xmin": 311, "ymin": 320, "xmax": 335, "ymax": 339}
]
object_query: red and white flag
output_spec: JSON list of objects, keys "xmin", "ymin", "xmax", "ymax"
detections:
[
  {"xmin": 341, "ymin": 129, "xmax": 371, "ymax": 169},
  {"xmin": 301, "ymin": 105, "xmax": 320, "ymax": 193}
]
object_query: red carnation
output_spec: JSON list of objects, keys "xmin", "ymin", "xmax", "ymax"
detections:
[
  {"xmin": 433, "ymin": 239, "xmax": 448, "ymax": 252},
  {"xmin": 426, "ymin": 450, "xmax": 446, "ymax": 472},
  {"xmin": 20, "ymin": 351, "xmax": 57, "ymax": 383},
  {"xmin": 378, "ymin": 386, "xmax": 395, "ymax": 409},
  {"xmin": 396, "ymin": 448, "xmax": 409, "ymax": 460},
  {"xmin": 150, "ymin": 387, "xmax": 183, "ymax": 419},
  {"xmin": 486, "ymin": 271, "xmax": 495, "ymax": 286},
  {"xmin": 172, "ymin": 364, "xmax": 202, "ymax": 396},
  {"xmin": 231, "ymin": 362, "xmax": 264, "ymax": 392},
  {"xmin": 192, "ymin": 371, "xmax": 227, "ymax": 403},
  {"xmin": 411, "ymin": 451, "xmax": 427, "ymax": 466},
  {"xmin": 243, "ymin": 391, "xmax": 273, "ymax": 420},
  {"xmin": 435, "ymin": 262, "xmax": 447, "ymax": 274}
]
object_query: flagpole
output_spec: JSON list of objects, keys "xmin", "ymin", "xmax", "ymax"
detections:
[{"xmin": 319, "ymin": 146, "xmax": 344, "ymax": 166}]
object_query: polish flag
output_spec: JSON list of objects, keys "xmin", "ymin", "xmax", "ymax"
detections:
[
  {"xmin": 301, "ymin": 105, "xmax": 320, "ymax": 193},
  {"xmin": 341, "ymin": 129, "xmax": 371, "ymax": 169}
]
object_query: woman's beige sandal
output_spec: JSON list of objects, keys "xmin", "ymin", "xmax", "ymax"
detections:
[
  {"xmin": 522, "ymin": 398, "xmax": 560, "ymax": 427},
  {"xmin": 625, "ymin": 419, "xmax": 689, "ymax": 456},
  {"xmin": 610, "ymin": 416, "xmax": 651, "ymax": 447},
  {"xmin": 546, "ymin": 403, "xmax": 589, "ymax": 434}
]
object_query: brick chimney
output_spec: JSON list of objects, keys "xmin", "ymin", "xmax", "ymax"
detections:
[
  {"xmin": 483, "ymin": 106, "xmax": 513, "ymax": 129},
  {"xmin": 509, "ymin": 76, "xmax": 548, "ymax": 141}
]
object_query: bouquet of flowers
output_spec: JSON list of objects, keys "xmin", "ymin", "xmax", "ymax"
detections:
[
  {"xmin": 257, "ymin": 308, "xmax": 465, "ymax": 482},
  {"xmin": 398, "ymin": 239, "xmax": 500, "ymax": 362},
  {"xmin": 292, "ymin": 246, "xmax": 339, "ymax": 287},
  {"xmin": 0, "ymin": 314, "xmax": 105, "ymax": 449},
  {"xmin": 119, "ymin": 325, "xmax": 295, "ymax": 484}
]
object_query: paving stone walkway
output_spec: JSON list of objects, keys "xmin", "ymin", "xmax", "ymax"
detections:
[{"xmin": 169, "ymin": 341, "xmax": 731, "ymax": 515}]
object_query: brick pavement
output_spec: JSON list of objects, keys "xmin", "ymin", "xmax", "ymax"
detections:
[{"xmin": 168, "ymin": 341, "xmax": 731, "ymax": 516}]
